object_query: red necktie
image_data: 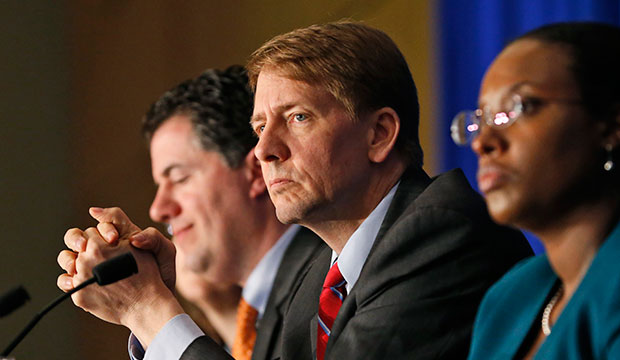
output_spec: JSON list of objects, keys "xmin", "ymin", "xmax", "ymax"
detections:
[
  {"xmin": 317, "ymin": 262, "xmax": 347, "ymax": 360},
  {"xmin": 232, "ymin": 298, "xmax": 258, "ymax": 360}
]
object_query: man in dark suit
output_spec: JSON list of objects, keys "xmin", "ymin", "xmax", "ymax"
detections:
[
  {"xmin": 242, "ymin": 21, "xmax": 531, "ymax": 359},
  {"xmin": 57, "ymin": 66, "xmax": 323, "ymax": 360}
]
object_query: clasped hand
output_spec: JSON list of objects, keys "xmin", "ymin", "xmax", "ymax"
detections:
[{"xmin": 56, "ymin": 207, "xmax": 182, "ymax": 347}]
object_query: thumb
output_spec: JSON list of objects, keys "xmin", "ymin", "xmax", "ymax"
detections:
[{"xmin": 130, "ymin": 227, "xmax": 176, "ymax": 290}]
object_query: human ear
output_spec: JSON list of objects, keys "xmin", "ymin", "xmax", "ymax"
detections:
[
  {"xmin": 244, "ymin": 148, "xmax": 267, "ymax": 198},
  {"xmin": 367, "ymin": 107, "xmax": 400, "ymax": 163}
]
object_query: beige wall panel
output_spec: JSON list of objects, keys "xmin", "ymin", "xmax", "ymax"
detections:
[{"xmin": 0, "ymin": 1, "xmax": 440, "ymax": 358}]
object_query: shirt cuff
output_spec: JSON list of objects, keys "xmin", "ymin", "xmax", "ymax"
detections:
[
  {"xmin": 127, "ymin": 314, "xmax": 204, "ymax": 360},
  {"xmin": 128, "ymin": 333, "xmax": 145, "ymax": 360}
]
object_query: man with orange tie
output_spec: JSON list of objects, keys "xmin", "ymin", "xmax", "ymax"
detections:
[
  {"xmin": 58, "ymin": 22, "xmax": 531, "ymax": 360},
  {"xmin": 57, "ymin": 66, "xmax": 323, "ymax": 360}
]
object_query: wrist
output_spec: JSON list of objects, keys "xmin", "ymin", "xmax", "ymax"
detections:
[{"xmin": 123, "ymin": 288, "xmax": 185, "ymax": 348}]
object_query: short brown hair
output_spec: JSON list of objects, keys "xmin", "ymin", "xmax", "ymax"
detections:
[{"xmin": 247, "ymin": 21, "xmax": 423, "ymax": 166}]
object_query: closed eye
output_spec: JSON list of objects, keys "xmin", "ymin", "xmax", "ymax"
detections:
[
  {"xmin": 520, "ymin": 96, "xmax": 544, "ymax": 116},
  {"xmin": 172, "ymin": 175, "xmax": 190, "ymax": 184}
]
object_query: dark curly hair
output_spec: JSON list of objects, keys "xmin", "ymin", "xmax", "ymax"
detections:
[{"xmin": 142, "ymin": 65, "xmax": 256, "ymax": 168}]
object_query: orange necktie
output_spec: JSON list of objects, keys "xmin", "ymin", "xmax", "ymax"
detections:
[{"xmin": 232, "ymin": 298, "xmax": 259, "ymax": 360}]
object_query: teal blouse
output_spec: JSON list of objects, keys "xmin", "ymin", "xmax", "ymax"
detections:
[{"xmin": 468, "ymin": 221, "xmax": 620, "ymax": 359}]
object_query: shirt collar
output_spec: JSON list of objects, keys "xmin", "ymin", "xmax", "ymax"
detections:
[
  {"xmin": 331, "ymin": 182, "xmax": 399, "ymax": 293},
  {"xmin": 242, "ymin": 224, "xmax": 300, "ymax": 319}
]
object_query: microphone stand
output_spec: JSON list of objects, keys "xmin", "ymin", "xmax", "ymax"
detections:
[
  {"xmin": 1, "ymin": 252, "xmax": 137, "ymax": 357},
  {"xmin": 1, "ymin": 278, "xmax": 96, "ymax": 357}
]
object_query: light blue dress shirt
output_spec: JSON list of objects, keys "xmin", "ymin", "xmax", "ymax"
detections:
[
  {"xmin": 331, "ymin": 183, "xmax": 398, "ymax": 293},
  {"xmin": 129, "ymin": 225, "xmax": 301, "ymax": 360},
  {"xmin": 242, "ymin": 224, "xmax": 299, "ymax": 319}
]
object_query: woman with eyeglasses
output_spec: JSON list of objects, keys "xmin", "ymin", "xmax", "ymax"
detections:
[{"xmin": 451, "ymin": 22, "xmax": 620, "ymax": 359}]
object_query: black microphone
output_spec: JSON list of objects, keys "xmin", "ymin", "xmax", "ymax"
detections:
[
  {"xmin": 92, "ymin": 251, "xmax": 139, "ymax": 285},
  {"xmin": 1, "ymin": 252, "xmax": 138, "ymax": 357},
  {"xmin": 0, "ymin": 286, "xmax": 30, "ymax": 318}
]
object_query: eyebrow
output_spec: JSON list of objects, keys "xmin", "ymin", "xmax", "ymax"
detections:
[
  {"xmin": 480, "ymin": 81, "xmax": 530, "ymax": 108},
  {"xmin": 508, "ymin": 82, "xmax": 529, "ymax": 93},
  {"xmin": 250, "ymin": 113, "xmax": 265, "ymax": 127},
  {"xmin": 250, "ymin": 102, "xmax": 299, "ymax": 126}
]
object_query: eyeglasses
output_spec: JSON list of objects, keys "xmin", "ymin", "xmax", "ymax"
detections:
[
  {"xmin": 450, "ymin": 94, "xmax": 584, "ymax": 146},
  {"xmin": 450, "ymin": 94, "xmax": 524, "ymax": 146}
]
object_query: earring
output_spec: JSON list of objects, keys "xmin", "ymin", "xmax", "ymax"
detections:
[{"xmin": 604, "ymin": 143, "xmax": 615, "ymax": 171}]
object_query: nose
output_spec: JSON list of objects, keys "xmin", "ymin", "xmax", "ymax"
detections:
[
  {"xmin": 254, "ymin": 122, "xmax": 291, "ymax": 164},
  {"xmin": 471, "ymin": 123, "xmax": 507, "ymax": 158},
  {"xmin": 149, "ymin": 184, "xmax": 181, "ymax": 223}
]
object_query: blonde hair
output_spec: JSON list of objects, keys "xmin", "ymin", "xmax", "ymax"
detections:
[{"xmin": 247, "ymin": 21, "xmax": 423, "ymax": 166}]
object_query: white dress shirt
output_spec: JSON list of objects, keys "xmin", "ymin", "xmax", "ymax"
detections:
[{"xmin": 129, "ymin": 225, "xmax": 301, "ymax": 360}]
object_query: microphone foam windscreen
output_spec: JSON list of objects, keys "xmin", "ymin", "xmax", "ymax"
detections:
[
  {"xmin": 0, "ymin": 286, "xmax": 30, "ymax": 317},
  {"xmin": 92, "ymin": 252, "xmax": 138, "ymax": 286}
]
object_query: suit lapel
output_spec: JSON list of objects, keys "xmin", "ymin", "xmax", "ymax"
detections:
[
  {"xmin": 281, "ymin": 248, "xmax": 331, "ymax": 360},
  {"xmin": 253, "ymin": 310, "xmax": 282, "ymax": 360},
  {"xmin": 325, "ymin": 166, "xmax": 431, "ymax": 353},
  {"xmin": 310, "ymin": 313, "xmax": 318, "ymax": 359},
  {"xmin": 375, "ymin": 166, "xmax": 431, "ymax": 244},
  {"xmin": 254, "ymin": 227, "xmax": 325, "ymax": 360}
]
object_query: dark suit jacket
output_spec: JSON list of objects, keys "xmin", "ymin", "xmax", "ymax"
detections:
[
  {"xmin": 279, "ymin": 167, "xmax": 532, "ymax": 360},
  {"xmin": 252, "ymin": 227, "xmax": 325, "ymax": 360},
  {"xmin": 181, "ymin": 227, "xmax": 325, "ymax": 360},
  {"xmin": 468, "ymin": 221, "xmax": 620, "ymax": 359},
  {"xmin": 182, "ymin": 167, "xmax": 532, "ymax": 359}
]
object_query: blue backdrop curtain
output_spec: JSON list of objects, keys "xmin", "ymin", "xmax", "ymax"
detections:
[{"xmin": 437, "ymin": 0, "xmax": 620, "ymax": 253}]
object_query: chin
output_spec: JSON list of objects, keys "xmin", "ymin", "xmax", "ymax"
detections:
[
  {"xmin": 484, "ymin": 191, "xmax": 519, "ymax": 226},
  {"xmin": 275, "ymin": 208, "xmax": 302, "ymax": 224},
  {"xmin": 183, "ymin": 252, "xmax": 211, "ymax": 274},
  {"xmin": 274, "ymin": 199, "xmax": 312, "ymax": 224}
]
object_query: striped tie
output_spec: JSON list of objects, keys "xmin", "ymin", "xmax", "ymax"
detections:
[
  {"xmin": 232, "ymin": 298, "xmax": 258, "ymax": 360},
  {"xmin": 317, "ymin": 262, "xmax": 347, "ymax": 360}
]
